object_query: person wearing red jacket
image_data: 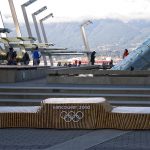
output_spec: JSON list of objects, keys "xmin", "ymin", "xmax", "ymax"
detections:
[{"xmin": 123, "ymin": 49, "xmax": 129, "ymax": 59}]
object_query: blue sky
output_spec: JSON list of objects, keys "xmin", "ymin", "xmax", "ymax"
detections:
[{"xmin": 1, "ymin": 0, "xmax": 150, "ymax": 23}]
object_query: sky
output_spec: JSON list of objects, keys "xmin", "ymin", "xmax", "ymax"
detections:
[{"xmin": 1, "ymin": 0, "xmax": 150, "ymax": 24}]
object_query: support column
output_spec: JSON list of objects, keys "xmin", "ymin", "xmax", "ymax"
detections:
[
  {"xmin": 32, "ymin": 14, "xmax": 42, "ymax": 43},
  {"xmin": 0, "ymin": 11, "xmax": 7, "ymax": 37},
  {"xmin": 40, "ymin": 20, "xmax": 48, "ymax": 43},
  {"xmin": 8, "ymin": 0, "xmax": 22, "ymax": 37},
  {"xmin": 21, "ymin": 6, "xmax": 32, "ymax": 37}
]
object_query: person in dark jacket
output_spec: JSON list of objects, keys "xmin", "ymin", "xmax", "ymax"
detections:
[
  {"xmin": 23, "ymin": 52, "xmax": 30, "ymax": 65},
  {"xmin": 90, "ymin": 51, "xmax": 96, "ymax": 65},
  {"xmin": 6, "ymin": 47, "xmax": 17, "ymax": 65}
]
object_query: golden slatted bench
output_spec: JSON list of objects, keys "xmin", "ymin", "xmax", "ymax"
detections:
[{"xmin": 0, "ymin": 98, "xmax": 150, "ymax": 129}]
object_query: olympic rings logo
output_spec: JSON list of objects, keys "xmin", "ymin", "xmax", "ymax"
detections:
[{"xmin": 60, "ymin": 111, "xmax": 84, "ymax": 122}]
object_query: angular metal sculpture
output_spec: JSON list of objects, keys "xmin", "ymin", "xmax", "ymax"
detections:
[
  {"xmin": 8, "ymin": 0, "xmax": 22, "ymax": 37},
  {"xmin": 112, "ymin": 38, "xmax": 150, "ymax": 70},
  {"xmin": 39, "ymin": 13, "xmax": 54, "ymax": 66},
  {"xmin": 80, "ymin": 20, "xmax": 92, "ymax": 52},
  {"xmin": 21, "ymin": 0, "xmax": 37, "ymax": 38},
  {"xmin": 80, "ymin": 20, "xmax": 92, "ymax": 63},
  {"xmin": 39, "ymin": 13, "xmax": 53, "ymax": 43},
  {"xmin": 0, "ymin": 11, "xmax": 10, "ymax": 37},
  {"xmin": 32, "ymin": 6, "xmax": 47, "ymax": 43}
]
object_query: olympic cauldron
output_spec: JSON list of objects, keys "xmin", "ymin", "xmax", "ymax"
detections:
[{"xmin": 0, "ymin": 98, "xmax": 150, "ymax": 129}]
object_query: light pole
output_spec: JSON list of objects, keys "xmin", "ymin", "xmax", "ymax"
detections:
[
  {"xmin": 39, "ymin": 13, "xmax": 53, "ymax": 43},
  {"xmin": 32, "ymin": 6, "xmax": 47, "ymax": 43},
  {"xmin": 80, "ymin": 20, "xmax": 92, "ymax": 63},
  {"xmin": 21, "ymin": 0, "xmax": 37, "ymax": 38},
  {"xmin": 8, "ymin": 0, "xmax": 22, "ymax": 37}
]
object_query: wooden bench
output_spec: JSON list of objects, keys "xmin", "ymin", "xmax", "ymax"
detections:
[{"xmin": 0, "ymin": 97, "xmax": 150, "ymax": 129}]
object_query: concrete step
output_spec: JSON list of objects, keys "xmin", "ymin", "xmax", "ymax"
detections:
[
  {"xmin": 0, "ymin": 85, "xmax": 149, "ymax": 106},
  {"xmin": 110, "ymin": 100, "xmax": 150, "ymax": 106},
  {"xmin": 0, "ymin": 86, "xmax": 149, "ymax": 95},
  {"xmin": 0, "ymin": 92, "xmax": 149, "ymax": 100},
  {"xmin": 0, "ymin": 98, "xmax": 149, "ymax": 106},
  {"xmin": 0, "ymin": 99, "xmax": 42, "ymax": 106}
]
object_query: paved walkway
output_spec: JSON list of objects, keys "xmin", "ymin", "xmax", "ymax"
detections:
[
  {"xmin": 0, "ymin": 129, "xmax": 150, "ymax": 150},
  {"xmin": 87, "ymin": 130, "xmax": 150, "ymax": 150},
  {"xmin": 45, "ymin": 130, "xmax": 129, "ymax": 150},
  {"xmin": 0, "ymin": 129, "xmax": 91, "ymax": 150}
]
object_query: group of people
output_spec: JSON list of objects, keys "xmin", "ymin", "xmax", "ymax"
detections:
[
  {"xmin": 6, "ymin": 47, "xmax": 129, "ymax": 67},
  {"xmin": 6, "ymin": 46, "xmax": 41, "ymax": 66},
  {"xmin": 90, "ymin": 48, "xmax": 129, "ymax": 66},
  {"xmin": 57, "ymin": 51, "xmax": 97, "ymax": 67},
  {"xmin": 57, "ymin": 60, "xmax": 82, "ymax": 67}
]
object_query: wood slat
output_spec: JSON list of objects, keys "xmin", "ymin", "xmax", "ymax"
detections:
[{"xmin": 0, "ymin": 98, "xmax": 149, "ymax": 129}]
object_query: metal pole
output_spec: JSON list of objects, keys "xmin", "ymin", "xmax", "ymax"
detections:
[
  {"xmin": 39, "ymin": 21, "xmax": 49, "ymax": 66},
  {"xmin": 40, "ymin": 20, "xmax": 48, "ymax": 43},
  {"xmin": 80, "ymin": 22, "xmax": 92, "ymax": 63},
  {"xmin": 21, "ymin": 5, "xmax": 32, "ymax": 37},
  {"xmin": 21, "ymin": 0, "xmax": 37, "ymax": 38},
  {"xmin": 32, "ymin": 14, "xmax": 42, "ymax": 43},
  {"xmin": 39, "ymin": 13, "xmax": 54, "ymax": 67},
  {"xmin": 8, "ymin": 0, "xmax": 22, "ymax": 37},
  {"xmin": 39, "ymin": 13, "xmax": 53, "ymax": 43},
  {"xmin": 80, "ymin": 26, "xmax": 90, "ymax": 51},
  {"xmin": 0, "ymin": 11, "xmax": 7, "ymax": 37},
  {"xmin": 32, "ymin": 6, "xmax": 47, "ymax": 43},
  {"xmin": 48, "ymin": 54, "xmax": 54, "ymax": 66},
  {"xmin": 39, "ymin": 20, "xmax": 54, "ymax": 66}
]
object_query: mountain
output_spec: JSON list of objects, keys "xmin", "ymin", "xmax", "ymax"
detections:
[{"xmin": 4, "ymin": 19, "xmax": 150, "ymax": 57}]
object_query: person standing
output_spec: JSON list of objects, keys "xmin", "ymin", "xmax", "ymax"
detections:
[
  {"xmin": 74, "ymin": 60, "xmax": 78, "ymax": 66},
  {"xmin": 22, "ymin": 52, "xmax": 30, "ymax": 65},
  {"xmin": 123, "ymin": 49, "xmax": 129, "ymax": 59},
  {"xmin": 109, "ymin": 59, "xmax": 114, "ymax": 68},
  {"xmin": 6, "ymin": 47, "xmax": 17, "ymax": 65},
  {"xmin": 32, "ymin": 46, "xmax": 41, "ymax": 65},
  {"xmin": 90, "ymin": 51, "xmax": 96, "ymax": 65},
  {"xmin": 78, "ymin": 60, "xmax": 82, "ymax": 66}
]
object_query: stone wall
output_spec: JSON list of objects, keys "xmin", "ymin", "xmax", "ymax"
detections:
[{"xmin": 0, "ymin": 66, "xmax": 48, "ymax": 83}]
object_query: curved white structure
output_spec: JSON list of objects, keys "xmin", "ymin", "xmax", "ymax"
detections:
[{"xmin": 112, "ymin": 38, "xmax": 150, "ymax": 70}]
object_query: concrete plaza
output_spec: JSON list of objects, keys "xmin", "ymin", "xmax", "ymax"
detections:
[{"xmin": 0, "ymin": 129, "xmax": 149, "ymax": 150}]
